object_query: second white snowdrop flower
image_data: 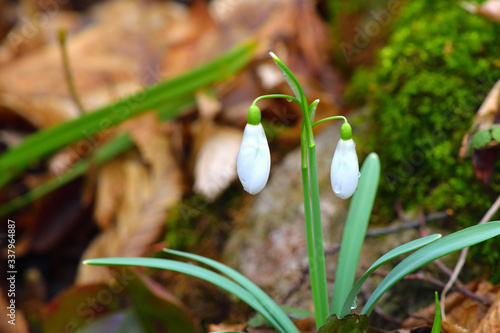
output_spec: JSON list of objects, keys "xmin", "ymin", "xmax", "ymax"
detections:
[
  {"xmin": 236, "ymin": 105, "xmax": 271, "ymax": 195},
  {"xmin": 330, "ymin": 122, "xmax": 360, "ymax": 199}
]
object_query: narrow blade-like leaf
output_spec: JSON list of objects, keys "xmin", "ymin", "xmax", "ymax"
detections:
[
  {"xmin": 362, "ymin": 221, "xmax": 500, "ymax": 315},
  {"xmin": 83, "ymin": 257, "xmax": 286, "ymax": 333},
  {"xmin": 431, "ymin": 292, "xmax": 441, "ymax": 333},
  {"xmin": 163, "ymin": 249, "xmax": 299, "ymax": 333},
  {"xmin": 309, "ymin": 99, "xmax": 320, "ymax": 122},
  {"xmin": 331, "ymin": 152, "xmax": 380, "ymax": 315},
  {"xmin": 340, "ymin": 234, "xmax": 441, "ymax": 317},
  {"xmin": 0, "ymin": 42, "xmax": 256, "ymax": 189},
  {"xmin": 269, "ymin": 52, "xmax": 304, "ymax": 103},
  {"xmin": 0, "ymin": 96, "xmax": 195, "ymax": 217}
]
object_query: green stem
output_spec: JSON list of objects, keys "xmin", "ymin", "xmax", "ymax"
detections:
[
  {"xmin": 0, "ymin": 96, "xmax": 196, "ymax": 216},
  {"xmin": 312, "ymin": 116, "xmax": 347, "ymax": 127},
  {"xmin": 270, "ymin": 52, "xmax": 328, "ymax": 325},
  {"xmin": 253, "ymin": 94, "xmax": 300, "ymax": 105},
  {"xmin": 58, "ymin": 28, "xmax": 85, "ymax": 114},
  {"xmin": 300, "ymin": 107, "xmax": 328, "ymax": 327},
  {"xmin": 0, "ymin": 133, "xmax": 133, "ymax": 217},
  {"xmin": 307, "ymin": 145, "xmax": 329, "ymax": 321},
  {"xmin": 268, "ymin": 53, "xmax": 315, "ymax": 147},
  {"xmin": 300, "ymin": 124, "xmax": 322, "ymax": 327}
]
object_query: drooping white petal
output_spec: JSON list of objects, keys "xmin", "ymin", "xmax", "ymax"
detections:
[
  {"xmin": 330, "ymin": 138, "xmax": 359, "ymax": 199},
  {"xmin": 236, "ymin": 123, "xmax": 271, "ymax": 195}
]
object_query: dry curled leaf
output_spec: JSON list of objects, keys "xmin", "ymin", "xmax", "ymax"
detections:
[
  {"xmin": 402, "ymin": 280, "xmax": 499, "ymax": 332},
  {"xmin": 76, "ymin": 114, "xmax": 183, "ymax": 284},
  {"xmin": 208, "ymin": 323, "xmax": 245, "ymax": 331},
  {"xmin": 193, "ymin": 126, "xmax": 242, "ymax": 201},
  {"xmin": 459, "ymin": 79, "xmax": 500, "ymax": 184},
  {"xmin": 479, "ymin": 0, "xmax": 500, "ymax": 22},
  {"xmin": 475, "ymin": 288, "xmax": 500, "ymax": 332},
  {"xmin": 465, "ymin": 0, "xmax": 500, "ymax": 23},
  {"xmin": 460, "ymin": 78, "xmax": 500, "ymax": 158},
  {"xmin": 93, "ymin": 158, "xmax": 126, "ymax": 230},
  {"xmin": 0, "ymin": 0, "xmax": 189, "ymax": 128}
]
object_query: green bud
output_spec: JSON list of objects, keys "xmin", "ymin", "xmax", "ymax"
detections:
[
  {"xmin": 340, "ymin": 122, "xmax": 352, "ymax": 141},
  {"xmin": 247, "ymin": 104, "xmax": 261, "ymax": 125}
]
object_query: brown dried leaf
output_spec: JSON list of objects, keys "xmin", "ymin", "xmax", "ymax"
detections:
[
  {"xmin": 472, "ymin": 146, "xmax": 500, "ymax": 185},
  {"xmin": 193, "ymin": 126, "xmax": 242, "ymax": 201},
  {"xmin": 213, "ymin": 0, "xmax": 342, "ymax": 130},
  {"xmin": 474, "ymin": 289, "xmax": 500, "ymax": 332},
  {"xmin": 478, "ymin": 0, "xmax": 500, "ymax": 23},
  {"xmin": 0, "ymin": 10, "xmax": 83, "ymax": 64},
  {"xmin": 442, "ymin": 322, "xmax": 470, "ymax": 333},
  {"xmin": 93, "ymin": 158, "xmax": 126, "ymax": 229},
  {"xmin": 208, "ymin": 323, "xmax": 246, "ymax": 331},
  {"xmin": 0, "ymin": 0, "xmax": 189, "ymax": 128},
  {"xmin": 161, "ymin": 1, "xmax": 221, "ymax": 78},
  {"xmin": 76, "ymin": 114, "xmax": 183, "ymax": 284},
  {"xmin": 196, "ymin": 90, "xmax": 222, "ymax": 119},
  {"xmin": 460, "ymin": 79, "xmax": 500, "ymax": 158},
  {"xmin": 402, "ymin": 280, "xmax": 499, "ymax": 331}
]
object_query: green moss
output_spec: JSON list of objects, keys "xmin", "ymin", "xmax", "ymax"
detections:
[{"xmin": 347, "ymin": 0, "xmax": 500, "ymax": 281}]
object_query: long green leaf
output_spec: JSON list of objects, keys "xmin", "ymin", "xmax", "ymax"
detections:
[
  {"xmin": 269, "ymin": 52, "xmax": 304, "ymax": 103},
  {"xmin": 0, "ymin": 96, "xmax": 195, "ymax": 217},
  {"xmin": 431, "ymin": 292, "xmax": 441, "ymax": 333},
  {"xmin": 340, "ymin": 234, "xmax": 442, "ymax": 317},
  {"xmin": 362, "ymin": 221, "xmax": 500, "ymax": 315},
  {"xmin": 331, "ymin": 152, "xmax": 380, "ymax": 316},
  {"xmin": 163, "ymin": 249, "xmax": 299, "ymax": 333},
  {"xmin": 248, "ymin": 305, "xmax": 314, "ymax": 328},
  {"xmin": 0, "ymin": 42, "xmax": 256, "ymax": 189},
  {"xmin": 0, "ymin": 133, "xmax": 132, "ymax": 217},
  {"xmin": 83, "ymin": 257, "xmax": 286, "ymax": 333}
]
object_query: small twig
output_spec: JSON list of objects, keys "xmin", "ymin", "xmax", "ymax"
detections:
[
  {"xmin": 281, "ymin": 265, "xmax": 310, "ymax": 303},
  {"xmin": 372, "ymin": 270, "xmax": 491, "ymax": 306},
  {"xmin": 417, "ymin": 208, "xmax": 427, "ymax": 237},
  {"xmin": 324, "ymin": 244, "xmax": 340, "ymax": 255},
  {"xmin": 373, "ymin": 305, "xmax": 403, "ymax": 326},
  {"xmin": 281, "ymin": 244, "xmax": 340, "ymax": 303},
  {"xmin": 440, "ymin": 194, "xmax": 500, "ymax": 319},
  {"xmin": 58, "ymin": 28, "xmax": 85, "ymax": 114},
  {"xmin": 365, "ymin": 211, "xmax": 450, "ymax": 237},
  {"xmin": 395, "ymin": 198, "xmax": 410, "ymax": 222}
]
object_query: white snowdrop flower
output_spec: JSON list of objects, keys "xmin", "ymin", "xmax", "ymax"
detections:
[
  {"xmin": 330, "ymin": 123, "xmax": 360, "ymax": 199},
  {"xmin": 236, "ymin": 106, "xmax": 271, "ymax": 195}
]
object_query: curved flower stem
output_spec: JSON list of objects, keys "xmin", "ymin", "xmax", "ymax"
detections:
[
  {"xmin": 270, "ymin": 52, "xmax": 327, "ymax": 326},
  {"xmin": 307, "ymin": 144, "xmax": 329, "ymax": 321},
  {"xmin": 253, "ymin": 94, "xmax": 301, "ymax": 105},
  {"xmin": 312, "ymin": 115, "xmax": 347, "ymax": 127},
  {"xmin": 268, "ymin": 52, "xmax": 315, "ymax": 147},
  {"xmin": 300, "ymin": 124, "xmax": 322, "ymax": 327},
  {"xmin": 300, "ymin": 107, "xmax": 329, "ymax": 327}
]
